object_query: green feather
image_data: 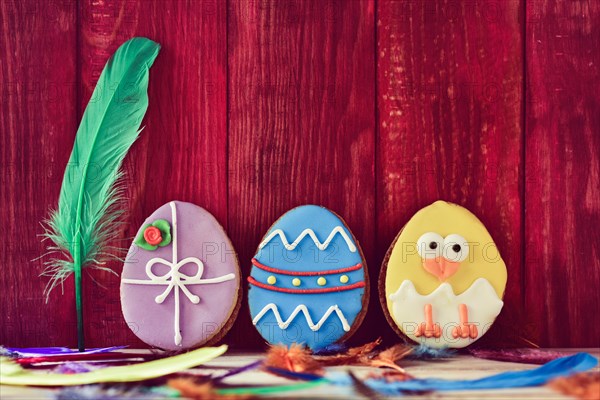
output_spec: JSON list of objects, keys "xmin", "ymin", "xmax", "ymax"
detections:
[{"xmin": 41, "ymin": 37, "xmax": 160, "ymax": 349}]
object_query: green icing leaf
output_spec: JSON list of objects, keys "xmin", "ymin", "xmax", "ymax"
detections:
[
  {"xmin": 152, "ymin": 219, "xmax": 170, "ymax": 232},
  {"xmin": 136, "ymin": 240, "xmax": 158, "ymax": 251},
  {"xmin": 158, "ymin": 231, "xmax": 171, "ymax": 247}
]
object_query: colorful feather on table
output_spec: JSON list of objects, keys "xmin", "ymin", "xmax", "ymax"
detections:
[
  {"xmin": 318, "ymin": 339, "xmax": 383, "ymax": 367},
  {"xmin": 548, "ymin": 371, "xmax": 600, "ymax": 400},
  {"xmin": 169, "ymin": 378, "xmax": 256, "ymax": 400},
  {"xmin": 253, "ymin": 344, "xmax": 597, "ymax": 397},
  {"xmin": 263, "ymin": 339, "xmax": 381, "ymax": 374},
  {"xmin": 263, "ymin": 339, "xmax": 414, "ymax": 377},
  {"xmin": 369, "ymin": 344, "xmax": 412, "ymax": 373},
  {"xmin": 55, "ymin": 384, "xmax": 178, "ymax": 400},
  {"xmin": 1, "ymin": 346, "xmax": 126, "ymax": 359},
  {"xmin": 40, "ymin": 37, "xmax": 160, "ymax": 351},
  {"xmin": 324, "ymin": 353, "xmax": 598, "ymax": 395},
  {"xmin": 468, "ymin": 348, "xmax": 570, "ymax": 365},
  {"xmin": 0, "ymin": 345, "xmax": 227, "ymax": 386},
  {"xmin": 406, "ymin": 344, "xmax": 455, "ymax": 360},
  {"xmin": 212, "ymin": 361, "xmax": 263, "ymax": 383},
  {"xmin": 264, "ymin": 344, "xmax": 321, "ymax": 373},
  {"xmin": 347, "ymin": 370, "xmax": 384, "ymax": 400}
]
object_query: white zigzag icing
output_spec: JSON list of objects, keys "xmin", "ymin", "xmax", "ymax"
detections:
[
  {"xmin": 259, "ymin": 226, "xmax": 357, "ymax": 252},
  {"xmin": 252, "ymin": 303, "xmax": 351, "ymax": 332}
]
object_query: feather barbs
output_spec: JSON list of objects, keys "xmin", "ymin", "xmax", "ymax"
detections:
[{"xmin": 40, "ymin": 38, "xmax": 160, "ymax": 296}]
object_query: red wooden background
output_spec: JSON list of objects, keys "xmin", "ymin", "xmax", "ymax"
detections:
[{"xmin": 1, "ymin": 0, "xmax": 598, "ymax": 350}]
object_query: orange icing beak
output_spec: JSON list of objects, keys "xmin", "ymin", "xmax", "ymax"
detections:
[{"xmin": 422, "ymin": 257, "xmax": 460, "ymax": 281}]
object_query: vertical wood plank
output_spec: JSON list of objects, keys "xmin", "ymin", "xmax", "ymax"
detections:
[
  {"xmin": 377, "ymin": 0, "xmax": 524, "ymax": 345},
  {"xmin": 0, "ymin": 0, "xmax": 77, "ymax": 346},
  {"xmin": 228, "ymin": 0, "xmax": 376, "ymax": 348},
  {"xmin": 525, "ymin": 0, "xmax": 600, "ymax": 347},
  {"xmin": 78, "ymin": 0, "xmax": 228, "ymax": 347}
]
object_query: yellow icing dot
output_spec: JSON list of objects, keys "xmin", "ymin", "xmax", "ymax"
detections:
[
  {"xmin": 317, "ymin": 277, "xmax": 326, "ymax": 286},
  {"xmin": 267, "ymin": 275, "xmax": 276, "ymax": 285},
  {"xmin": 292, "ymin": 278, "xmax": 301, "ymax": 287},
  {"xmin": 340, "ymin": 275, "xmax": 349, "ymax": 284}
]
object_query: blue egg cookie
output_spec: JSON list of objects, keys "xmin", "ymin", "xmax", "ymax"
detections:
[{"xmin": 248, "ymin": 205, "xmax": 369, "ymax": 350}]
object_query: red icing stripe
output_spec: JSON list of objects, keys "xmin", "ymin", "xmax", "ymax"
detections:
[
  {"xmin": 251, "ymin": 258, "xmax": 362, "ymax": 276},
  {"xmin": 247, "ymin": 276, "xmax": 365, "ymax": 294}
]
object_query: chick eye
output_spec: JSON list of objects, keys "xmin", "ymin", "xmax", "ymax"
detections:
[
  {"xmin": 443, "ymin": 234, "xmax": 469, "ymax": 262},
  {"xmin": 416, "ymin": 232, "xmax": 444, "ymax": 259}
]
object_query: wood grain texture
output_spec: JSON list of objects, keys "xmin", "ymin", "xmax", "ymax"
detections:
[
  {"xmin": 525, "ymin": 0, "xmax": 600, "ymax": 347},
  {"xmin": 0, "ymin": 0, "xmax": 78, "ymax": 347},
  {"xmin": 1, "ymin": 0, "xmax": 599, "ymax": 349},
  {"xmin": 77, "ymin": 0, "xmax": 228, "ymax": 348},
  {"xmin": 227, "ymin": 0, "xmax": 376, "ymax": 348},
  {"xmin": 376, "ymin": 0, "xmax": 525, "ymax": 345}
]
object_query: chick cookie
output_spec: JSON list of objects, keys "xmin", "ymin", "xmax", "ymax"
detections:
[{"xmin": 379, "ymin": 201, "xmax": 507, "ymax": 348}]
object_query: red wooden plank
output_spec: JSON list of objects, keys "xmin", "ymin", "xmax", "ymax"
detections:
[
  {"xmin": 78, "ymin": 0, "xmax": 228, "ymax": 348},
  {"xmin": 525, "ymin": 0, "xmax": 600, "ymax": 347},
  {"xmin": 228, "ymin": 0, "xmax": 376, "ymax": 348},
  {"xmin": 377, "ymin": 1, "xmax": 524, "ymax": 345},
  {"xmin": 0, "ymin": 0, "xmax": 77, "ymax": 346}
]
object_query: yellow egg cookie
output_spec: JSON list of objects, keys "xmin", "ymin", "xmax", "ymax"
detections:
[{"xmin": 379, "ymin": 201, "xmax": 507, "ymax": 348}]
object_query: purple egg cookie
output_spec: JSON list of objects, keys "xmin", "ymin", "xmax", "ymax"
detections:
[{"xmin": 121, "ymin": 201, "xmax": 240, "ymax": 350}]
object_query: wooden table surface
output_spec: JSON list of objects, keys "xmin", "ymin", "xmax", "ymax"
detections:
[{"xmin": 1, "ymin": 349, "xmax": 598, "ymax": 399}]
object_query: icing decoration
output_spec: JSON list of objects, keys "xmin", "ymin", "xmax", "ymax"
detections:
[
  {"xmin": 340, "ymin": 275, "xmax": 349, "ymax": 284},
  {"xmin": 389, "ymin": 278, "xmax": 503, "ymax": 348},
  {"xmin": 416, "ymin": 232, "xmax": 444, "ymax": 259},
  {"xmin": 452, "ymin": 303, "xmax": 478, "ymax": 339},
  {"xmin": 248, "ymin": 276, "xmax": 365, "ymax": 293},
  {"xmin": 248, "ymin": 205, "xmax": 368, "ymax": 350},
  {"xmin": 442, "ymin": 233, "xmax": 469, "ymax": 262},
  {"xmin": 144, "ymin": 226, "xmax": 163, "ymax": 246},
  {"xmin": 259, "ymin": 226, "xmax": 357, "ymax": 252},
  {"xmin": 417, "ymin": 232, "xmax": 469, "ymax": 281},
  {"xmin": 252, "ymin": 303, "xmax": 351, "ymax": 332},
  {"xmin": 121, "ymin": 201, "xmax": 239, "ymax": 349},
  {"xmin": 252, "ymin": 258, "xmax": 362, "ymax": 276},
  {"xmin": 383, "ymin": 201, "xmax": 507, "ymax": 349},
  {"xmin": 267, "ymin": 275, "xmax": 277, "ymax": 285},
  {"xmin": 135, "ymin": 219, "xmax": 172, "ymax": 251},
  {"xmin": 422, "ymin": 257, "xmax": 460, "ymax": 282},
  {"xmin": 414, "ymin": 303, "xmax": 441, "ymax": 338}
]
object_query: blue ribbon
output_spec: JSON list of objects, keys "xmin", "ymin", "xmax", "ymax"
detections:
[{"xmin": 328, "ymin": 353, "xmax": 597, "ymax": 395}]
